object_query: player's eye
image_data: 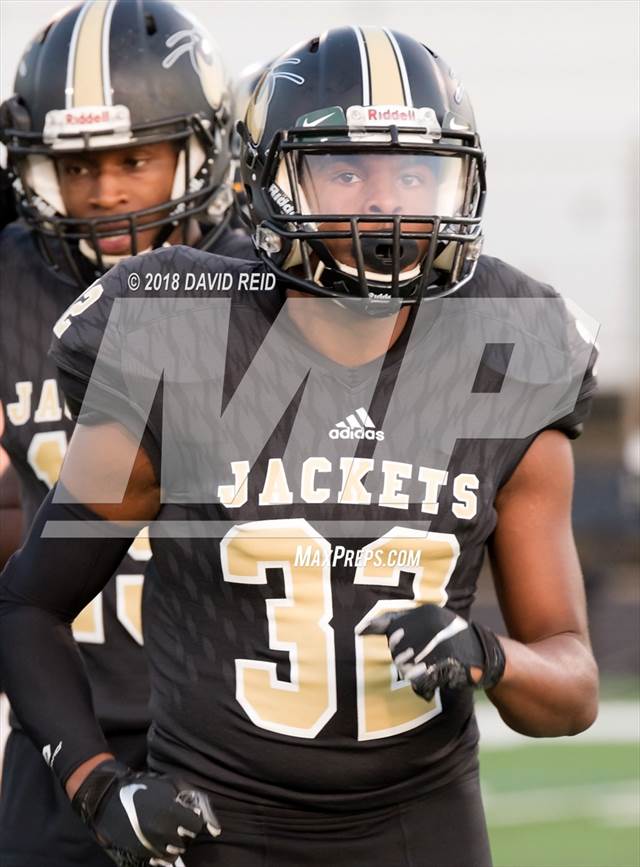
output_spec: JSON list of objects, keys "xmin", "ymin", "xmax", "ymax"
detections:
[
  {"xmin": 398, "ymin": 173, "xmax": 424, "ymax": 189},
  {"xmin": 332, "ymin": 171, "xmax": 363, "ymax": 186},
  {"xmin": 62, "ymin": 164, "xmax": 90, "ymax": 177},
  {"xmin": 124, "ymin": 157, "xmax": 148, "ymax": 170}
]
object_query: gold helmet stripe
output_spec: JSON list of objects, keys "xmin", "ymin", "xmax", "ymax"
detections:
[
  {"xmin": 383, "ymin": 28, "xmax": 413, "ymax": 107},
  {"xmin": 66, "ymin": 0, "xmax": 115, "ymax": 108},
  {"xmin": 360, "ymin": 26, "xmax": 406, "ymax": 106},
  {"xmin": 100, "ymin": 0, "xmax": 117, "ymax": 105},
  {"xmin": 351, "ymin": 26, "xmax": 371, "ymax": 105}
]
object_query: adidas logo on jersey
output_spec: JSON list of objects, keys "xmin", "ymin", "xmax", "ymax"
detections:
[{"xmin": 329, "ymin": 407, "xmax": 384, "ymax": 441}]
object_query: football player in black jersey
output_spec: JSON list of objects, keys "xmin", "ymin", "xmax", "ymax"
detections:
[
  {"xmin": 0, "ymin": 26, "xmax": 598, "ymax": 867},
  {"xmin": 0, "ymin": 2, "xmax": 254, "ymax": 865},
  {"xmin": 0, "ymin": 418, "xmax": 21, "ymax": 571},
  {"xmin": 0, "ymin": 172, "xmax": 21, "ymax": 566},
  {"xmin": 0, "ymin": 174, "xmax": 22, "ymax": 570}
]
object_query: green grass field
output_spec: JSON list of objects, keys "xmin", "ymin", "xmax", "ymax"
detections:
[{"xmin": 481, "ymin": 743, "xmax": 639, "ymax": 867}]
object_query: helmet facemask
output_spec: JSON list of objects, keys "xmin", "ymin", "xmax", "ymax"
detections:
[
  {"xmin": 4, "ymin": 108, "xmax": 231, "ymax": 286},
  {"xmin": 246, "ymin": 118, "xmax": 485, "ymax": 310},
  {"xmin": 0, "ymin": 0, "xmax": 236, "ymax": 288}
]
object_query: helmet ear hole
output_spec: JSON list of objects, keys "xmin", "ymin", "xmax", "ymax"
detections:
[
  {"xmin": 144, "ymin": 14, "xmax": 157, "ymax": 36},
  {"xmin": 0, "ymin": 96, "xmax": 31, "ymax": 136}
]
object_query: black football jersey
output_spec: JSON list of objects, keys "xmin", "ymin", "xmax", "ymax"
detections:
[
  {"xmin": 49, "ymin": 246, "xmax": 596, "ymax": 809},
  {"xmin": 0, "ymin": 223, "xmax": 255, "ymax": 734}
]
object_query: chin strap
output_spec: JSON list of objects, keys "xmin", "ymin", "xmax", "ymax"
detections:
[{"xmin": 301, "ymin": 234, "xmax": 425, "ymax": 301}]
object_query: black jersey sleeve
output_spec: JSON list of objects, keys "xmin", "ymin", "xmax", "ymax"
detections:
[
  {"xmin": 494, "ymin": 341, "xmax": 597, "ymax": 488},
  {"xmin": 49, "ymin": 256, "xmax": 165, "ymax": 481},
  {"xmin": 50, "ymin": 252, "xmax": 159, "ymax": 424},
  {"xmin": 211, "ymin": 225, "xmax": 258, "ymax": 260},
  {"xmin": 50, "ymin": 245, "xmax": 264, "ymax": 481},
  {"xmin": 543, "ymin": 341, "xmax": 598, "ymax": 439},
  {"xmin": 465, "ymin": 257, "xmax": 599, "ymax": 487}
]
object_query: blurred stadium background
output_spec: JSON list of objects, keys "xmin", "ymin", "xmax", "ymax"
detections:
[{"xmin": 1, "ymin": 2, "xmax": 638, "ymax": 865}]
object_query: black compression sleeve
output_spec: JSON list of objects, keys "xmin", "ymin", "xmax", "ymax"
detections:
[{"xmin": 0, "ymin": 485, "xmax": 143, "ymax": 785}]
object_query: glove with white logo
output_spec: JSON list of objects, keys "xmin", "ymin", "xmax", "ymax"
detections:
[
  {"xmin": 71, "ymin": 760, "xmax": 221, "ymax": 867},
  {"xmin": 363, "ymin": 604, "xmax": 506, "ymax": 701}
]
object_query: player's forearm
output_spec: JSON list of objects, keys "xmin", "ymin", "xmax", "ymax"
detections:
[
  {"xmin": 0, "ymin": 485, "xmax": 143, "ymax": 784},
  {"xmin": 65, "ymin": 753, "xmax": 115, "ymax": 799},
  {"xmin": 0, "ymin": 603, "xmax": 113, "ymax": 783},
  {"xmin": 487, "ymin": 632, "xmax": 598, "ymax": 737}
]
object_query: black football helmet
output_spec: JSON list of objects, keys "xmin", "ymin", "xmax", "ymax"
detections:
[
  {"xmin": 239, "ymin": 26, "xmax": 486, "ymax": 309},
  {"xmin": 0, "ymin": 0, "xmax": 234, "ymax": 286},
  {"xmin": 231, "ymin": 60, "xmax": 271, "ymax": 222},
  {"xmin": 232, "ymin": 60, "xmax": 272, "ymax": 163}
]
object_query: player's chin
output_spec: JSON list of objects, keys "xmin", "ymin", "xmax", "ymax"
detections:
[
  {"xmin": 93, "ymin": 212, "xmax": 173, "ymax": 256},
  {"xmin": 97, "ymin": 226, "xmax": 156, "ymax": 256},
  {"xmin": 95, "ymin": 233, "xmax": 133, "ymax": 256}
]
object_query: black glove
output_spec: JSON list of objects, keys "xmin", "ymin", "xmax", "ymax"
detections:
[
  {"xmin": 72, "ymin": 760, "xmax": 221, "ymax": 867},
  {"xmin": 363, "ymin": 604, "xmax": 506, "ymax": 701}
]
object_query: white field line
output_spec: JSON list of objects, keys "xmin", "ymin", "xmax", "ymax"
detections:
[
  {"xmin": 483, "ymin": 780, "xmax": 640, "ymax": 827},
  {"xmin": 478, "ymin": 700, "xmax": 640, "ymax": 748}
]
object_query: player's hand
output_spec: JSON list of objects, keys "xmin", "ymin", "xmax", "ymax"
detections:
[
  {"xmin": 363, "ymin": 604, "xmax": 506, "ymax": 701},
  {"xmin": 71, "ymin": 759, "xmax": 221, "ymax": 867}
]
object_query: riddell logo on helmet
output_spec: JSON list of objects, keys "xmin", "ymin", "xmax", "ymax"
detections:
[
  {"xmin": 268, "ymin": 183, "xmax": 296, "ymax": 215},
  {"xmin": 64, "ymin": 109, "xmax": 110, "ymax": 126},
  {"xmin": 43, "ymin": 105, "xmax": 132, "ymax": 146},
  {"xmin": 346, "ymin": 105, "xmax": 441, "ymax": 137},
  {"xmin": 367, "ymin": 107, "xmax": 417, "ymax": 122}
]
